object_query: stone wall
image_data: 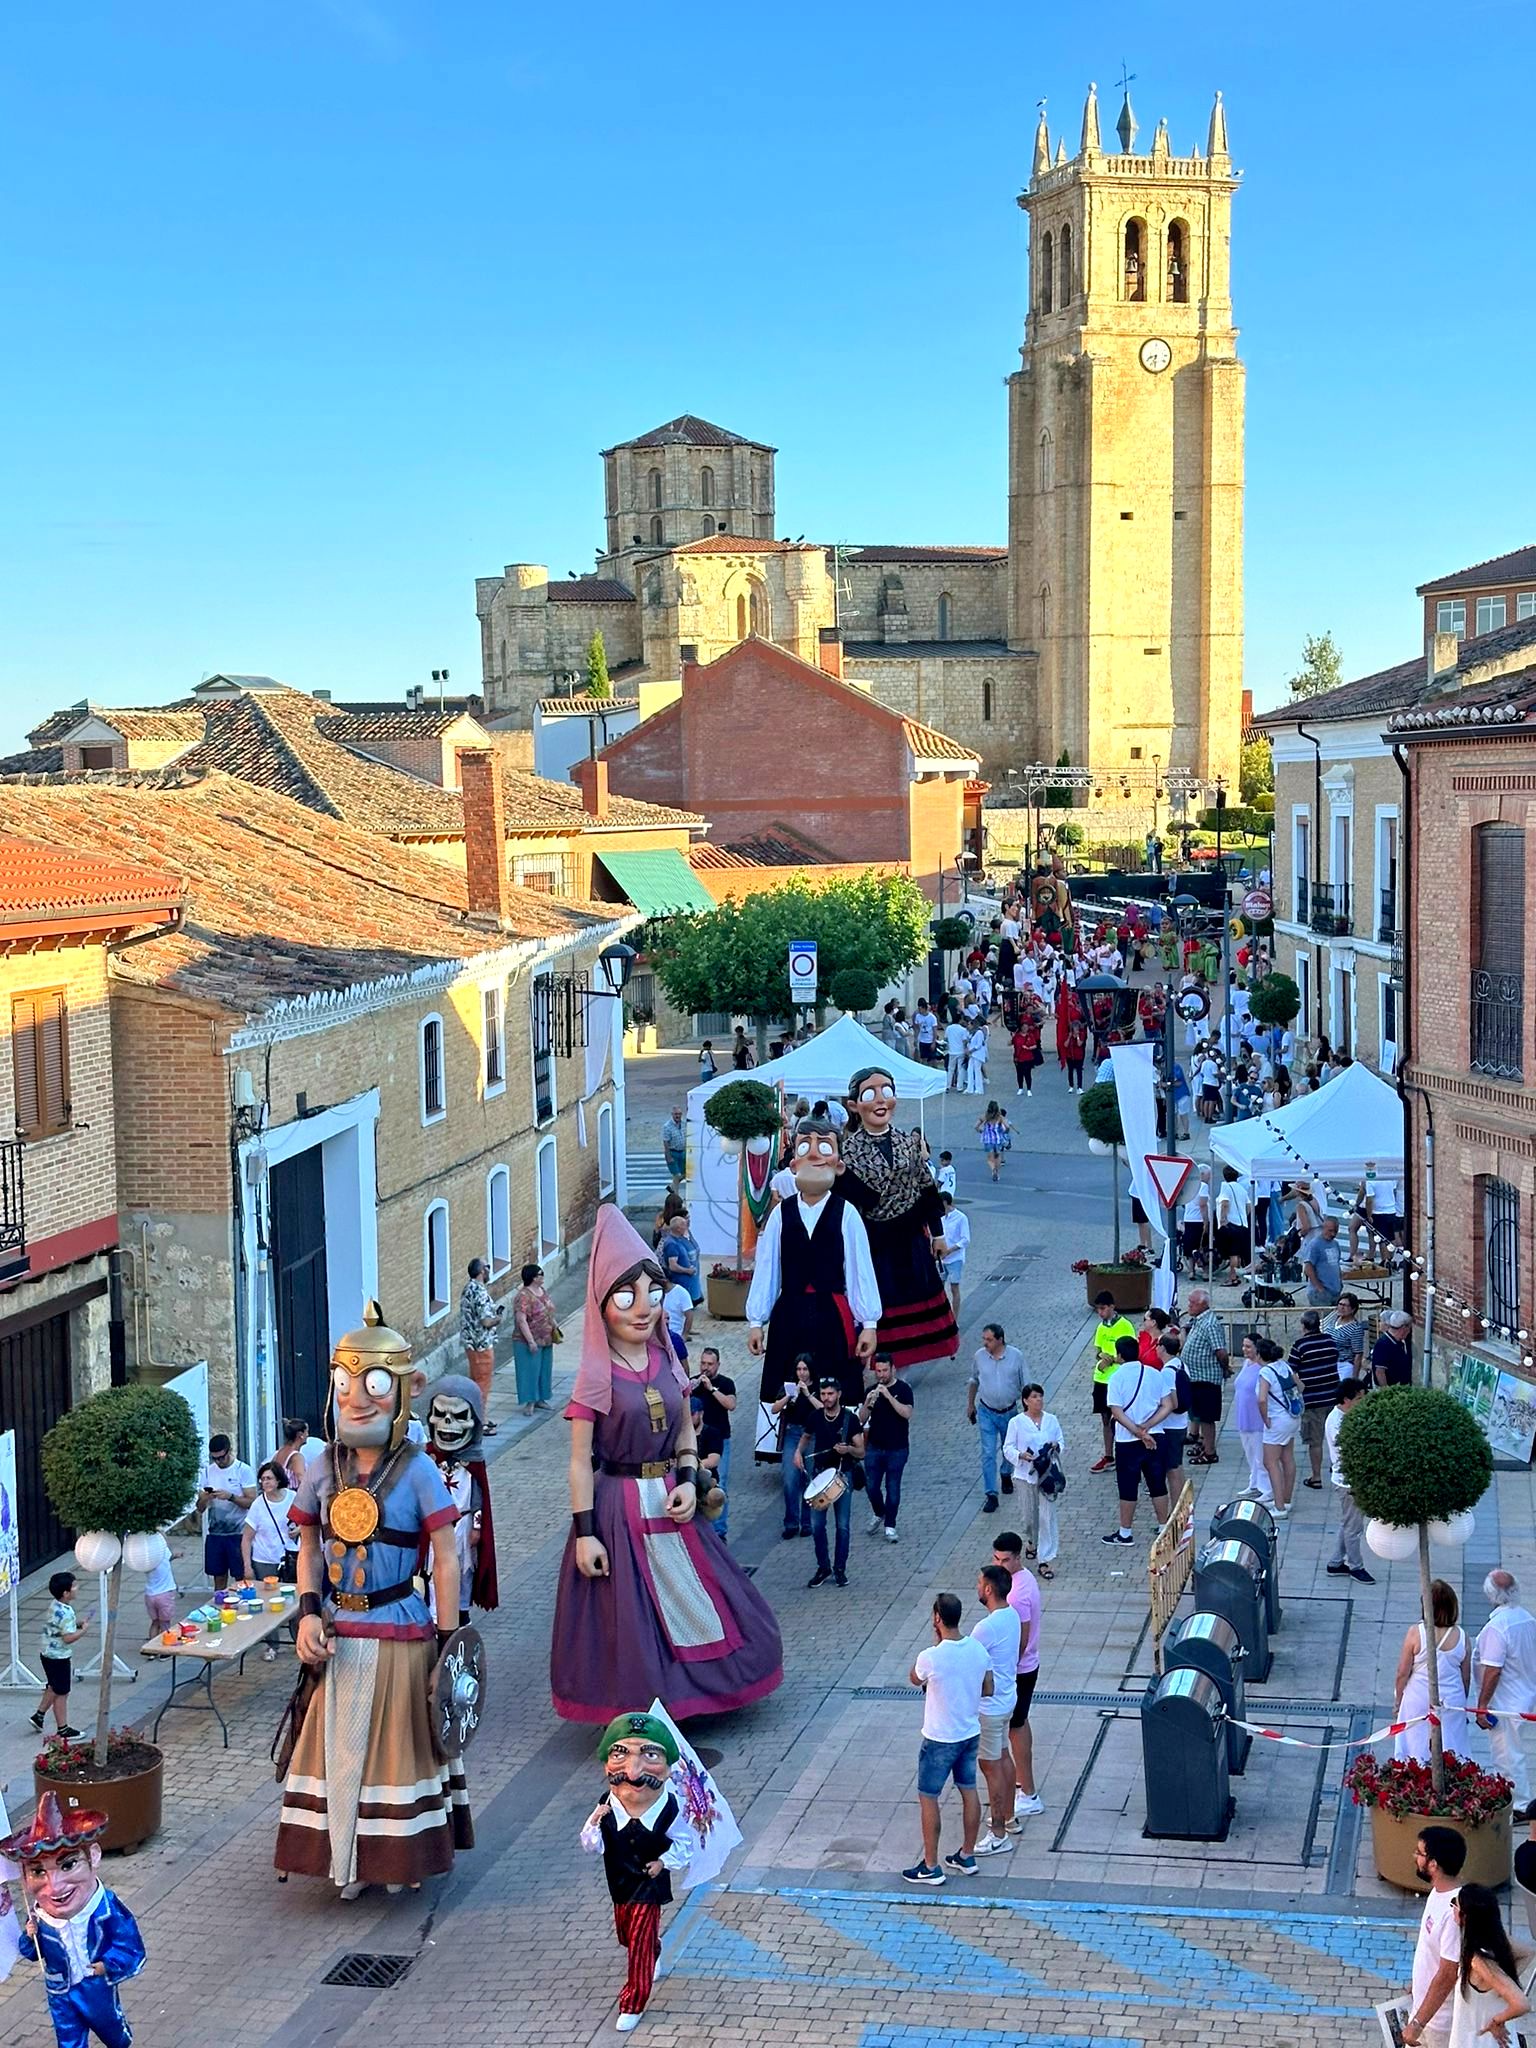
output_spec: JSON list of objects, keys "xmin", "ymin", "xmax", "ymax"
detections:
[
  {"xmin": 838, "ymin": 559, "xmax": 1008, "ymax": 643},
  {"xmin": 845, "ymin": 649, "xmax": 1037, "ymax": 776}
]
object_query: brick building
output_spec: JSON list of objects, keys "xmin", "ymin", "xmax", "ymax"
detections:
[
  {"xmin": 0, "ymin": 773, "xmax": 635, "ymax": 1463},
  {"xmin": 1391, "ymin": 645, "xmax": 1536, "ymax": 1412},
  {"xmin": 1418, "ymin": 545, "xmax": 1536, "ymax": 649},
  {"xmin": 595, "ymin": 634, "xmax": 979, "ymax": 898},
  {"xmin": 0, "ymin": 841, "xmax": 183, "ymax": 1571}
]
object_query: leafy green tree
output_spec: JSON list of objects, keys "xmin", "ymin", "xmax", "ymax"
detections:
[
  {"xmin": 1240, "ymin": 736, "xmax": 1274, "ymax": 805},
  {"xmin": 585, "ymin": 630, "xmax": 611, "ymax": 698},
  {"xmin": 1246, "ymin": 972, "xmax": 1301, "ymax": 1029},
  {"xmin": 830, "ymin": 967, "xmax": 879, "ymax": 1016},
  {"xmin": 1285, "ymin": 630, "xmax": 1343, "ymax": 701}
]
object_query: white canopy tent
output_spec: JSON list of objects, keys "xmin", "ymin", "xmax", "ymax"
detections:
[
  {"xmin": 1209, "ymin": 1061, "xmax": 1405, "ymax": 1192},
  {"xmin": 684, "ymin": 1015, "xmax": 947, "ymax": 1256}
]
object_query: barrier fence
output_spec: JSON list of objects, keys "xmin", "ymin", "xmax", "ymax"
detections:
[{"xmin": 1148, "ymin": 1478, "xmax": 1197, "ymax": 1672}]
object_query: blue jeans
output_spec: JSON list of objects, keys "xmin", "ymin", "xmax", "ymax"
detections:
[
  {"xmin": 812, "ymin": 1483, "xmax": 851, "ymax": 1574},
  {"xmin": 714, "ymin": 1437, "xmax": 732, "ymax": 1539},
  {"xmin": 864, "ymin": 1445, "xmax": 909, "ymax": 1529},
  {"xmin": 513, "ymin": 1341, "xmax": 553, "ymax": 1405},
  {"xmin": 781, "ymin": 1441, "xmax": 811, "ymax": 1533},
  {"xmin": 917, "ymin": 1733, "xmax": 979, "ymax": 1796},
  {"xmin": 976, "ymin": 1404, "xmax": 1014, "ymax": 1496}
]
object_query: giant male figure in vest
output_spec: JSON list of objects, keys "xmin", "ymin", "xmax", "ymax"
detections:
[{"xmin": 746, "ymin": 1112, "xmax": 880, "ymax": 1412}]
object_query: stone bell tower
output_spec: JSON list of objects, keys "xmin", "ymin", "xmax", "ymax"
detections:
[{"xmin": 1007, "ymin": 82, "xmax": 1244, "ymax": 786}]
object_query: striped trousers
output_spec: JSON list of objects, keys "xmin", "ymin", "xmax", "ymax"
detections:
[{"xmin": 613, "ymin": 1900, "xmax": 662, "ymax": 2014}]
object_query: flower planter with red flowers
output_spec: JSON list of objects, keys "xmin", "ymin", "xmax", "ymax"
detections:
[
  {"xmin": 706, "ymin": 1266, "xmax": 753, "ymax": 1320},
  {"xmin": 1344, "ymin": 1750, "xmax": 1513, "ymax": 1891},
  {"xmin": 34, "ymin": 1730, "xmax": 164, "ymax": 1855},
  {"xmin": 1071, "ymin": 1253, "xmax": 1153, "ymax": 1314}
]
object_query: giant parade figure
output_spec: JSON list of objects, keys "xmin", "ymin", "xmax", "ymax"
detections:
[
  {"xmin": 745, "ymin": 1109, "xmax": 881, "ymax": 1411},
  {"xmin": 551, "ymin": 1205, "xmax": 782, "ymax": 1723},
  {"xmin": 838, "ymin": 1066, "xmax": 958, "ymax": 1369},
  {"xmin": 3, "ymin": 1793, "xmax": 145, "ymax": 2048},
  {"xmin": 274, "ymin": 1303, "xmax": 481, "ymax": 1898}
]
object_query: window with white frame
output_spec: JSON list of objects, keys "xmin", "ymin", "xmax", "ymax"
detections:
[
  {"xmin": 1437, "ymin": 599, "xmax": 1467, "ymax": 636},
  {"xmin": 598, "ymin": 1102, "xmax": 615, "ymax": 1196},
  {"xmin": 536, "ymin": 1136, "xmax": 559, "ymax": 1257},
  {"xmin": 1477, "ymin": 596, "xmax": 1507, "ymax": 635},
  {"xmin": 482, "ymin": 985, "xmax": 505, "ymax": 1094},
  {"xmin": 424, "ymin": 1201, "xmax": 450, "ymax": 1321},
  {"xmin": 1519, "ymin": 593, "xmax": 1536, "ymax": 621},
  {"xmin": 1292, "ymin": 811, "xmax": 1311, "ymax": 924},
  {"xmin": 486, "ymin": 1166, "xmax": 511, "ymax": 1277},
  {"xmin": 512, "ymin": 851, "xmax": 574, "ymax": 897},
  {"xmin": 420, "ymin": 1013, "xmax": 446, "ymax": 1124}
]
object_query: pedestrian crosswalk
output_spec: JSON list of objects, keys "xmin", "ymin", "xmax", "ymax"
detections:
[{"xmin": 627, "ymin": 1150, "xmax": 674, "ymax": 1199}]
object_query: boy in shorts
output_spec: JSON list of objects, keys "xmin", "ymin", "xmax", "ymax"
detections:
[{"xmin": 30, "ymin": 1571, "xmax": 84, "ymax": 1738}]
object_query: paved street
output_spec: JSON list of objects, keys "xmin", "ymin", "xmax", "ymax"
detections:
[{"xmin": 2, "ymin": 1020, "xmax": 1532, "ymax": 2047}]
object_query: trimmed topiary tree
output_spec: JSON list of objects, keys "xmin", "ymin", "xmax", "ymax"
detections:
[
  {"xmin": 930, "ymin": 915, "xmax": 971, "ymax": 954},
  {"xmin": 829, "ymin": 967, "xmax": 879, "ymax": 1018},
  {"xmin": 1340, "ymin": 1385, "xmax": 1493, "ymax": 1797},
  {"xmin": 702, "ymin": 1079, "xmax": 780, "ymax": 1144},
  {"xmin": 42, "ymin": 1383, "xmax": 201, "ymax": 1768},
  {"xmin": 1077, "ymin": 1081, "xmax": 1123, "ymax": 1147},
  {"xmin": 1247, "ymin": 971, "xmax": 1301, "ymax": 1030}
]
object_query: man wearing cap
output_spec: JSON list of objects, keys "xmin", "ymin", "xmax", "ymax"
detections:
[
  {"xmin": 581, "ymin": 1712, "xmax": 701, "ymax": 2031},
  {"xmin": 4, "ymin": 1791, "xmax": 145, "ymax": 2048},
  {"xmin": 1372, "ymin": 1310, "xmax": 1415, "ymax": 1387}
]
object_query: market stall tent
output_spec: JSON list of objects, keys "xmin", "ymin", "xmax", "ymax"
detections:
[
  {"xmin": 1209, "ymin": 1060, "xmax": 1405, "ymax": 1190},
  {"xmin": 684, "ymin": 1015, "xmax": 947, "ymax": 1256}
]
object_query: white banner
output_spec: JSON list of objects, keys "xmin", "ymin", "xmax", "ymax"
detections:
[
  {"xmin": 1108, "ymin": 1043, "xmax": 1166, "ymax": 1236},
  {"xmin": 164, "ymin": 1363, "xmax": 210, "ymax": 1514}
]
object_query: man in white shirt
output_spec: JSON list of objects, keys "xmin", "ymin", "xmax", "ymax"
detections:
[
  {"xmin": 661, "ymin": 1281, "xmax": 693, "ymax": 1357},
  {"xmin": 1474, "ymin": 1568, "xmax": 1536, "ymax": 1812},
  {"xmin": 1401, "ymin": 1826, "xmax": 1466, "ymax": 2045},
  {"xmin": 1102, "ymin": 1337, "xmax": 1174, "ymax": 1545},
  {"xmin": 904, "ymin": 1591, "xmax": 993, "ymax": 1886},
  {"xmin": 197, "ymin": 1435, "xmax": 257, "ymax": 1590},
  {"xmin": 964, "ymin": 1023, "xmax": 989, "ymax": 1094},
  {"xmin": 944, "ymin": 1018, "xmax": 969, "ymax": 1091},
  {"xmin": 937, "ymin": 1194, "xmax": 971, "ymax": 1321},
  {"xmin": 971, "ymin": 1564, "xmax": 1023, "ymax": 1855}
]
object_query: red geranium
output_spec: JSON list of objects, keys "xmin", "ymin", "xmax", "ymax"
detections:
[{"xmin": 1344, "ymin": 1749, "xmax": 1512, "ymax": 1826}]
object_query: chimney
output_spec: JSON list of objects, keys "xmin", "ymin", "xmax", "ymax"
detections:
[
  {"xmin": 312, "ymin": 688, "xmax": 332, "ymax": 703},
  {"xmin": 818, "ymin": 626, "xmax": 845, "ymax": 680},
  {"xmin": 1240, "ymin": 687, "xmax": 1253, "ymax": 728},
  {"xmin": 458, "ymin": 747, "xmax": 508, "ymax": 922},
  {"xmin": 1427, "ymin": 630, "xmax": 1461, "ymax": 687},
  {"xmin": 574, "ymin": 756, "xmax": 611, "ymax": 821}
]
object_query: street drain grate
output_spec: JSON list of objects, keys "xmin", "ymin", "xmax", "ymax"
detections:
[{"xmin": 322, "ymin": 1954, "xmax": 416, "ymax": 1991}]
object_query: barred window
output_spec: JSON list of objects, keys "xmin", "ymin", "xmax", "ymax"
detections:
[{"xmin": 1483, "ymin": 1178, "xmax": 1521, "ymax": 1335}]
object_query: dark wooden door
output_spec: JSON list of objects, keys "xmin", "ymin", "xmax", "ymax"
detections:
[
  {"xmin": 1, "ymin": 1311, "xmax": 73, "ymax": 1573},
  {"xmin": 269, "ymin": 1148, "xmax": 330, "ymax": 1436}
]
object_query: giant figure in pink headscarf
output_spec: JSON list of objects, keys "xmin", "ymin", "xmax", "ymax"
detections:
[{"xmin": 551, "ymin": 1205, "xmax": 783, "ymax": 1723}]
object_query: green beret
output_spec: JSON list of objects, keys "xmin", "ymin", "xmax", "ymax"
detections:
[{"xmin": 596, "ymin": 1711, "xmax": 679, "ymax": 1766}]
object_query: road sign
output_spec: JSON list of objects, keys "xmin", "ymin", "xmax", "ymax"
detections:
[
  {"xmin": 1241, "ymin": 887, "xmax": 1273, "ymax": 922},
  {"xmin": 788, "ymin": 940, "xmax": 818, "ymax": 1004},
  {"xmin": 1143, "ymin": 1153, "xmax": 1194, "ymax": 1210}
]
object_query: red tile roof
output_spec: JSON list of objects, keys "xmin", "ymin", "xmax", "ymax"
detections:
[
  {"xmin": 0, "ymin": 778, "xmax": 613, "ymax": 1010},
  {"xmin": 604, "ymin": 415, "xmax": 773, "ymax": 453},
  {"xmin": 318, "ymin": 708, "xmax": 477, "ymax": 742},
  {"xmin": 1418, "ymin": 545, "xmax": 1536, "ymax": 596},
  {"xmin": 904, "ymin": 717, "xmax": 979, "ymax": 762},
  {"xmin": 670, "ymin": 535, "xmax": 808, "ymax": 555},
  {"xmin": 534, "ymin": 694, "xmax": 641, "ymax": 715},
  {"xmin": 544, "ymin": 578, "xmax": 636, "ymax": 604},
  {"xmin": 0, "ymin": 838, "xmax": 184, "ymax": 941},
  {"xmin": 498, "ymin": 768, "xmax": 701, "ymax": 833}
]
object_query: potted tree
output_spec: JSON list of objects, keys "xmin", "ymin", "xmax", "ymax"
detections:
[
  {"xmin": 829, "ymin": 967, "xmax": 879, "ymax": 1021},
  {"xmin": 703, "ymin": 1079, "xmax": 781, "ymax": 1318},
  {"xmin": 1075, "ymin": 1082, "xmax": 1153, "ymax": 1312},
  {"xmin": 1246, "ymin": 972, "xmax": 1301, "ymax": 1037},
  {"xmin": 35, "ymin": 1383, "xmax": 201, "ymax": 1851},
  {"xmin": 1339, "ymin": 1385, "xmax": 1507, "ymax": 1889}
]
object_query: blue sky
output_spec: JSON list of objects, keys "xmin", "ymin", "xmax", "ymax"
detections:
[{"xmin": 5, "ymin": 1, "xmax": 1533, "ymax": 742}]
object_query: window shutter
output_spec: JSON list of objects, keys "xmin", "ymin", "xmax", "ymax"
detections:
[
  {"xmin": 38, "ymin": 993, "xmax": 67, "ymax": 1134},
  {"xmin": 12, "ymin": 997, "xmax": 38, "ymax": 1137}
]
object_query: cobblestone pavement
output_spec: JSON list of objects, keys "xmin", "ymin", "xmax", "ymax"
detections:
[{"xmin": 0, "ymin": 1020, "xmax": 1528, "ymax": 2046}]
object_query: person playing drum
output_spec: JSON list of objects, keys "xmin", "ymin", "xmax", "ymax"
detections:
[{"xmin": 794, "ymin": 1375, "xmax": 865, "ymax": 1591}]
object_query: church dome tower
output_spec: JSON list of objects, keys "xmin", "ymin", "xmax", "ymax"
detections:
[{"xmin": 599, "ymin": 416, "xmax": 776, "ymax": 558}]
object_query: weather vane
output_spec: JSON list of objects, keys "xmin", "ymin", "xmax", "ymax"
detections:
[{"xmin": 1117, "ymin": 61, "xmax": 1136, "ymax": 97}]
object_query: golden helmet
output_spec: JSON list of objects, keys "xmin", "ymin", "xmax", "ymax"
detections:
[{"xmin": 331, "ymin": 1299, "xmax": 413, "ymax": 1377}]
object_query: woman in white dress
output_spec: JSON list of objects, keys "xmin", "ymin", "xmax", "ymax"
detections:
[
  {"xmin": 1394, "ymin": 1578, "xmax": 1472, "ymax": 1764},
  {"xmin": 1449, "ymin": 1882, "xmax": 1531, "ymax": 2048},
  {"xmin": 1002, "ymin": 1385, "xmax": 1063, "ymax": 1580}
]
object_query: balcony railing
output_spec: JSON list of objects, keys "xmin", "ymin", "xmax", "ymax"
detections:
[
  {"xmin": 1294, "ymin": 877, "xmax": 1310, "ymax": 924},
  {"xmin": 0, "ymin": 1140, "xmax": 27, "ymax": 1282},
  {"xmin": 1471, "ymin": 971, "xmax": 1524, "ymax": 1081},
  {"xmin": 1378, "ymin": 888, "xmax": 1398, "ymax": 944},
  {"xmin": 1310, "ymin": 881, "xmax": 1353, "ymax": 936}
]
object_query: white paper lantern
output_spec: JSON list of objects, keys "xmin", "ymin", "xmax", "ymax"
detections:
[
  {"xmin": 1428, "ymin": 1511, "xmax": 1476, "ymax": 1549},
  {"xmin": 74, "ymin": 1530, "xmax": 122, "ymax": 1573},
  {"xmin": 1365, "ymin": 1518, "xmax": 1419, "ymax": 1563},
  {"xmin": 1087, "ymin": 1137, "xmax": 1111, "ymax": 1156},
  {"xmin": 123, "ymin": 1530, "xmax": 169, "ymax": 1574},
  {"xmin": 744, "ymin": 1135, "xmax": 774, "ymax": 1157},
  {"xmin": 716, "ymin": 1135, "xmax": 743, "ymax": 1158}
]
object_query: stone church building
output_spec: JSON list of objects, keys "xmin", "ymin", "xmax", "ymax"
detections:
[{"xmin": 476, "ymin": 85, "xmax": 1243, "ymax": 788}]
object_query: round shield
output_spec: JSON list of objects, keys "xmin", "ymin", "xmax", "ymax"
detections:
[{"xmin": 429, "ymin": 1624, "xmax": 487, "ymax": 1760}]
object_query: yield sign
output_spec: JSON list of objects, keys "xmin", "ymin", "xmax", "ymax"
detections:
[{"xmin": 1144, "ymin": 1153, "xmax": 1194, "ymax": 1210}]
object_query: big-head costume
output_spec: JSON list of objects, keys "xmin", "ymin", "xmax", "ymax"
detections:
[
  {"xmin": 580, "ymin": 1711, "xmax": 699, "ymax": 2026},
  {"xmin": 745, "ymin": 1113, "xmax": 880, "ymax": 1410},
  {"xmin": 838, "ymin": 1067, "xmax": 958, "ymax": 1368},
  {"xmin": 4, "ymin": 1793, "xmax": 144, "ymax": 2048},
  {"xmin": 551, "ymin": 1206, "xmax": 782, "ymax": 1723},
  {"xmin": 422, "ymin": 1373, "xmax": 499, "ymax": 1617},
  {"xmin": 274, "ymin": 1303, "xmax": 473, "ymax": 1891}
]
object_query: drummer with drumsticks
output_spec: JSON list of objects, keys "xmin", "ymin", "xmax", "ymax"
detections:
[{"xmin": 794, "ymin": 1377, "xmax": 866, "ymax": 1590}]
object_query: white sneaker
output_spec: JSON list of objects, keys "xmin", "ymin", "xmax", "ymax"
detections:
[
  {"xmin": 868, "ymin": 1512, "xmax": 883, "ymax": 1535},
  {"xmin": 616, "ymin": 2017, "xmax": 642, "ymax": 2034},
  {"xmin": 975, "ymin": 1831, "xmax": 1015, "ymax": 1855},
  {"xmin": 883, "ymin": 1526, "xmax": 899, "ymax": 1543},
  {"xmin": 1013, "ymin": 1792, "xmax": 1044, "ymax": 1817}
]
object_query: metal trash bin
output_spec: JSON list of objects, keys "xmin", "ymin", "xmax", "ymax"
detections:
[
  {"xmin": 1142, "ymin": 1667, "xmax": 1233, "ymax": 1840},
  {"xmin": 1166, "ymin": 1610, "xmax": 1251, "ymax": 1775},
  {"xmin": 1194, "ymin": 1536, "xmax": 1272, "ymax": 1681},
  {"xmin": 1210, "ymin": 1498, "xmax": 1281, "ymax": 1633}
]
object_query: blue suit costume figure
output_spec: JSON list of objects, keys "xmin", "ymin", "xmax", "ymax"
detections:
[{"xmin": 4, "ymin": 1793, "xmax": 145, "ymax": 2048}]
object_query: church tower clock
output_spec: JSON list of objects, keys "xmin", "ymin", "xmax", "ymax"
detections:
[{"xmin": 1007, "ymin": 82, "xmax": 1244, "ymax": 786}]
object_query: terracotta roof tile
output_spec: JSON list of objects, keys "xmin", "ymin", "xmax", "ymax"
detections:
[
  {"xmin": 1256, "ymin": 613, "xmax": 1536, "ymax": 729},
  {"xmin": 1418, "ymin": 545, "xmax": 1536, "ymax": 596},
  {"xmin": 498, "ymin": 769, "xmax": 702, "ymax": 832},
  {"xmin": 604, "ymin": 415, "xmax": 772, "ymax": 453},
  {"xmin": 0, "ymin": 777, "xmax": 612, "ymax": 1010},
  {"xmin": 534, "ymin": 695, "xmax": 641, "ymax": 715},
  {"xmin": 318, "ymin": 708, "xmax": 477, "ymax": 741},
  {"xmin": 903, "ymin": 717, "xmax": 980, "ymax": 762},
  {"xmin": 846, "ymin": 545, "xmax": 1007, "ymax": 565},
  {"xmin": 544, "ymin": 578, "xmax": 635, "ymax": 604},
  {"xmin": 670, "ymin": 535, "xmax": 807, "ymax": 556},
  {"xmin": 0, "ymin": 838, "xmax": 183, "ymax": 930},
  {"xmin": 0, "ymin": 746, "xmax": 65, "ymax": 776}
]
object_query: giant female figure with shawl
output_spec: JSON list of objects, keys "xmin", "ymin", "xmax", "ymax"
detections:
[
  {"xmin": 838, "ymin": 1066, "xmax": 958, "ymax": 1371},
  {"xmin": 551, "ymin": 1206, "xmax": 783, "ymax": 1724}
]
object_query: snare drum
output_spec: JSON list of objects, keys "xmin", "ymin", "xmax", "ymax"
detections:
[{"xmin": 802, "ymin": 1466, "xmax": 847, "ymax": 1512}]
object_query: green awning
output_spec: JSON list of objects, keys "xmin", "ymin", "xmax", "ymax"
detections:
[{"xmin": 597, "ymin": 849, "xmax": 715, "ymax": 918}]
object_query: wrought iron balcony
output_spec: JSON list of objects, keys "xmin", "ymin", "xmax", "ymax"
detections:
[
  {"xmin": 1378, "ymin": 888, "xmax": 1398, "ymax": 944},
  {"xmin": 0, "ymin": 1139, "xmax": 27, "ymax": 1282},
  {"xmin": 1471, "ymin": 971, "xmax": 1524, "ymax": 1081},
  {"xmin": 1309, "ymin": 881, "xmax": 1353, "ymax": 936}
]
